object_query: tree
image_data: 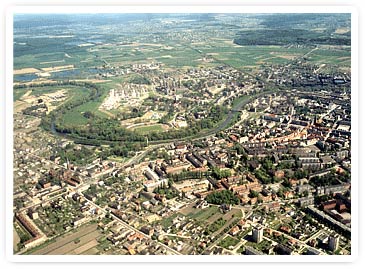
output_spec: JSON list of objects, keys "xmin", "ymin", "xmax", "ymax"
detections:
[
  {"xmin": 249, "ymin": 189, "xmax": 259, "ymax": 198},
  {"xmin": 206, "ymin": 190, "xmax": 239, "ymax": 205},
  {"xmin": 211, "ymin": 168, "xmax": 231, "ymax": 180}
]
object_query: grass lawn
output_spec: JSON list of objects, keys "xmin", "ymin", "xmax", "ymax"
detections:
[
  {"xmin": 160, "ymin": 213, "xmax": 183, "ymax": 229},
  {"xmin": 218, "ymin": 235, "xmax": 240, "ymax": 249},
  {"xmin": 13, "ymin": 89, "xmax": 26, "ymax": 101},
  {"xmin": 231, "ymin": 94, "xmax": 249, "ymax": 108},
  {"xmin": 187, "ymin": 206, "xmax": 220, "ymax": 222},
  {"xmin": 199, "ymin": 44, "xmax": 312, "ymax": 70},
  {"xmin": 14, "ymin": 85, "xmax": 72, "ymax": 101},
  {"xmin": 133, "ymin": 124, "xmax": 165, "ymax": 134},
  {"xmin": 107, "ymin": 156, "xmax": 130, "ymax": 163},
  {"xmin": 60, "ymin": 87, "xmax": 109, "ymax": 126}
]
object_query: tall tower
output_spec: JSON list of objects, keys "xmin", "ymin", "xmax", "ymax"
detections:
[
  {"xmin": 252, "ymin": 226, "xmax": 264, "ymax": 243},
  {"xmin": 328, "ymin": 235, "xmax": 340, "ymax": 251}
]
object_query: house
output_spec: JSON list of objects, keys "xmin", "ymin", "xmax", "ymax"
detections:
[
  {"xmin": 230, "ymin": 226, "xmax": 240, "ymax": 236},
  {"xmin": 140, "ymin": 226, "xmax": 154, "ymax": 237}
]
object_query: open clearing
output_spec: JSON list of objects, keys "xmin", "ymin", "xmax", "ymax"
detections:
[
  {"xmin": 41, "ymin": 65, "xmax": 74, "ymax": 72},
  {"xmin": 31, "ymin": 223, "xmax": 99, "ymax": 255},
  {"xmin": 13, "ymin": 229, "xmax": 21, "ymax": 252},
  {"xmin": 180, "ymin": 204, "xmax": 220, "ymax": 222},
  {"xmin": 132, "ymin": 123, "xmax": 169, "ymax": 134},
  {"xmin": 335, "ymin": 27, "xmax": 350, "ymax": 34},
  {"xmin": 66, "ymin": 239, "xmax": 98, "ymax": 255},
  {"xmin": 14, "ymin": 68, "xmax": 40, "ymax": 75}
]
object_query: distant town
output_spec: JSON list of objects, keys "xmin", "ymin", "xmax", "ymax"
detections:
[{"xmin": 13, "ymin": 13, "xmax": 351, "ymax": 256}]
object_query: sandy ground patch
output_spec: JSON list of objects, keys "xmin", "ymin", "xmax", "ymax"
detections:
[
  {"xmin": 73, "ymin": 79, "xmax": 111, "ymax": 83},
  {"xmin": 335, "ymin": 27, "xmax": 350, "ymax": 34},
  {"xmin": 98, "ymin": 108, "xmax": 115, "ymax": 118},
  {"xmin": 81, "ymin": 247, "xmax": 99, "ymax": 255},
  {"xmin": 141, "ymin": 111, "xmax": 166, "ymax": 121},
  {"xmin": 222, "ymin": 40, "xmax": 242, "ymax": 47},
  {"xmin": 312, "ymin": 27, "xmax": 327, "ymax": 32},
  {"xmin": 337, "ymin": 56, "xmax": 351, "ymax": 61},
  {"xmin": 140, "ymin": 43, "xmax": 164, "ymax": 47},
  {"xmin": 67, "ymin": 239, "xmax": 98, "ymax": 255},
  {"xmin": 41, "ymin": 65, "xmax": 74, "ymax": 72},
  {"xmin": 78, "ymin": 43, "xmax": 94, "ymax": 47},
  {"xmin": 14, "ymin": 100, "xmax": 31, "ymax": 113},
  {"xmin": 269, "ymin": 52, "xmax": 297, "ymax": 59},
  {"xmin": 13, "ymin": 229, "xmax": 20, "ymax": 252},
  {"xmin": 46, "ymin": 230, "xmax": 100, "ymax": 255},
  {"xmin": 40, "ymin": 60, "xmax": 65, "ymax": 65},
  {"xmin": 22, "ymin": 90, "xmax": 32, "ymax": 99},
  {"xmin": 14, "ymin": 68, "xmax": 40, "ymax": 75},
  {"xmin": 122, "ymin": 42, "xmax": 163, "ymax": 47},
  {"xmin": 208, "ymin": 85, "xmax": 225, "ymax": 95}
]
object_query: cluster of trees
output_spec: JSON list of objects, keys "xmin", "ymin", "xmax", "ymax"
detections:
[
  {"xmin": 16, "ymin": 227, "xmax": 33, "ymax": 245},
  {"xmin": 153, "ymin": 185, "xmax": 178, "ymax": 199},
  {"xmin": 249, "ymin": 189, "xmax": 259, "ymax": 198},
  {"xmin": 150, "ymin": 105, "xmax": 230, "ymax": 141},
  {"xmin": 276, "ymin": 187, "xmax": 291, "ymax": 199},
  {"xmin": 56, "ymin": 144, "xmax": 94, "ymax": 165},
  {"xmin": 310, "ymin": 173, "xmax": 340, "ymax": 187},
  {"xmin": 40, "ymin": 81, "xmax": 103, "ymax": 133},
  {"xmin": 158, "ymin": 111, "xmax": 174, "ymax": 125},
  {"xmin": 293, "ymin": 169, "xmax": 309, "ymax": 180},
  {"xmin": 211, "ymin": 167, "xmax": 231, "ymax": 180},
  {"xmin": 314, "ymin": 194, "xmax": 331, "ymax": 204},
  {"xmin": 206, "ymin": 190, "xmax": 239, "ymax": 205},
  {"xmin": 84, "ymin": 184, "xmax": 97, "ymax": 196},
  {"xmin": 41, "ymin": 82, "xmax": 231, "ymax": 145},
  {"xmin": 128, "ymin": 75, "xmax": 151, "ymax": 85},
  {"xmin": 23, "ymin": 103, "xmax": 47, "ymax": 117},
  {"xmin": 234, "ymin": 29, "xmax": 350, "ymax": 46},
  {"xmin": 168, "ymin": 170, "xmax": 207, "ymax": 182},
  {"xmin": 116, "ymin": 108, "xmax": 145, "ymax": 121},
  {"xmin": 233, "ymin": 143, "xmax": 246, "ymax": 156},
  {"xmin": 54, "ymin": 117, "xmax": 145, "ymax": 143},
  {"xmin": 204, "ymin": 217, "xmax": 226, "ymax": 235},
  {"xmin": 98, "ymin": 141, "xmax": 145, "ymax": 159},
  {"xmin": 254, "ymin": 168, "xmax": 274, "ymax": 184}
]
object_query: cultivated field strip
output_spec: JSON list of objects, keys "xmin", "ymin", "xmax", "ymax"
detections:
[{"xmin": 31, "ymin": 223, "xmax": 98, "ymax": 255}]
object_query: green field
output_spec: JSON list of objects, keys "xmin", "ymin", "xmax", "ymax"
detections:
[
  {"xmin": 14, "ymin": 86, "xmax": 67, "ymax": 101},
  {"xmin": 218, "ymin": 235, "xmax": 240, "ymax": 249},
  {"xmin": 13, "ymin": 89, "xmax": 26, "ymax": 101},
  {"xmin": 196, "ymin": 42, "xmax": 313, "ymax": 70},
  {"xmin": 186, "ymin": 206, "xmax": 220, "ymax": 222},
  {"xmin": 61, "ymin": 87, "xmax": 110, "ymax": 126},
  {"xmin": 160, "ymin": 213, "xmax": 184, "ymax": 229},
  {"xmin": 306, "ymin": 48, "xmax": 351, "ymax": 66},
  {"xmin": 133, "ymin": 124, "xmax": 165, "ymax": 134}
]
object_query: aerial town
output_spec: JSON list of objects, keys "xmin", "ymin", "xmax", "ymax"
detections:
[{"xmin": 13, "ymin": 13, "xmax": 351, "ymax": 256}]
